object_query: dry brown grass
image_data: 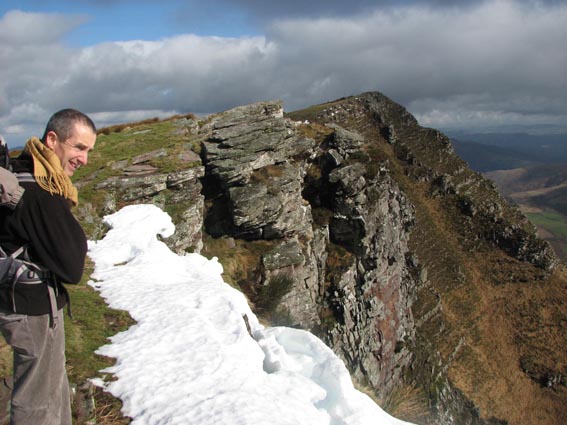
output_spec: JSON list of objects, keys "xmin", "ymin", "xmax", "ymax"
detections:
[
  {"xmin": 97, "ymin": 117, "xmax": 159, "ymax": 135},
  {"xmin": 91, "ymin": 387, "xmax": 131, "ymax": 424},
  {"xmin": 250, "ymin": 164, "xmax": 285, "ymax": 186},
  {"xmin": 436, "ymin": 228, "xmax": 567, "ymax": 425},
  {"xmin": 97, "ymin": 113, "xmax": 196, "ymax": 136},
  {"xmin": 292, "ymin": 121, "xmax": 334, "ymax": 143},
  {"xmin": 200, "ymin": 235, "xmax": 278, "ymax": 311},
  {"xmin": 379, "ymin": 384, "xmax": 431, "ymax": 424}
]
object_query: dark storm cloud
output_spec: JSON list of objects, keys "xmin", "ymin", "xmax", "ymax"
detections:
[
  {"xmin": 180, "ymin": 0, "xmax": 564, "ymax": 22},
  {"xmin": 1, "ymin": 1, "xmax": 566, "ymax": 146}
]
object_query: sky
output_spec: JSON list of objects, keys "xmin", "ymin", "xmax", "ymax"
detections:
[
  {"xmin": 0, "ymin": 0, "xmax": 566, "ymax": 146},
  {"xmin": 87, "ymin": 203, "xmax": 414, "ymax": 425}
]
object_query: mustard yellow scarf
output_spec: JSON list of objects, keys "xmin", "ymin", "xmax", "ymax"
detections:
[{"xmin": 23, "ymin": 137, "xmax": 79, "ymax": 206}]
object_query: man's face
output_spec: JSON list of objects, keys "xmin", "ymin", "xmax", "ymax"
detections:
[{"xmin": 45, "ymin": 123, "xmax": 96, "ymax": 176}]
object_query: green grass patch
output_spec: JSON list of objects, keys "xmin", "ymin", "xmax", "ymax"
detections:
[
  {"xmin": 65, "ymin": 260, "xmax": 135, "ymax": 383},
  {"xmin": 285, "ymin": 103, "xmax": 334, "ymax": 123},
  {"xmin": 74, "ymin": 119, "xmax": 198, "ymax": 190},
  {"xmin": 526, "ymin": 211, "xmax": 567, "ymax": 238}
]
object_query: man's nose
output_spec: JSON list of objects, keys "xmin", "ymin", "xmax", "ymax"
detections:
[{"xmin": 78, "ymin": 151, "xmax": 88, "ymax": 165}]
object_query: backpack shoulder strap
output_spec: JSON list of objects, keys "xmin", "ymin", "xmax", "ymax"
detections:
[{"xmin": 15, "ymin": 172, "xmax": 35, "ymax": 184}]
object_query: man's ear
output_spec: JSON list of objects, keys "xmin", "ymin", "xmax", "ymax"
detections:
[{"xmin": 45, "ymin": 131, "xmax": 57, "ymax": 150}]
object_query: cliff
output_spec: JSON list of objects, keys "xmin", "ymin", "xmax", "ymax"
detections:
[{"xmin": 74, "ymin": 92, "xmax": 567, "ymax": 424}]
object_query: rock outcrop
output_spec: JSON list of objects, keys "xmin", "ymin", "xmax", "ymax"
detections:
[{"xmin": 195, "ymin": 99, "xmax": 420, "ymax": 398}]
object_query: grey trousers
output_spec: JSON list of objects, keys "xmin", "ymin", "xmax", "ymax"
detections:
[{"xmin": 0, "ymin": 308, "xmax": 71, "ymax": 425}]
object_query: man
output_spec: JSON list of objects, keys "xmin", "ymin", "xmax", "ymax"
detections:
[{"xmin": 0, "ymin": 109, "xmax": 96, "ymax": 424}]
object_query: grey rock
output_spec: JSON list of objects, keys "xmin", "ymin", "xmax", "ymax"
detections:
[
  {"xmin": 261, "ymin": 238, "xmax": 305, "ymax": 271},
  {"xmin": 132, "ymin": 148, "xmax": 168, "ymax": 164}
]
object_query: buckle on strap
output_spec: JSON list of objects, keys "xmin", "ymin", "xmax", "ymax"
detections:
[
  {"xmin": 12, "ymin": 265, "xmax": 52, "ymax": 284},
  {"xmin": 47, "ymin": 284, "xmax": 60, "ymax": 329},
  {"xmin": 17, "ymin": 269, "xmax": 45, "ymax": 284}
]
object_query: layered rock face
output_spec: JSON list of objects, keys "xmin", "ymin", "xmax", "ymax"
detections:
[
  {"xmin": 198, "ymin": 99, "xmax": 418, "ymax": 396},
  {"xmin": 86, "ymin": 145, "xmax": 205, "ymax": 253}
]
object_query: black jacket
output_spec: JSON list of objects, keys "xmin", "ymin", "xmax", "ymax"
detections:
[{"xmin": 0, "ymin": 153, "xmax": 87, "ymax": 315}]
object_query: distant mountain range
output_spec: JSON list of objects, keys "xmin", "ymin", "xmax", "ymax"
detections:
[
  {"xmin": 447, "ymin": 131, "xmax": 567, "ymax": 172},
  {"xmin": 448, "ymin": 131, "xmax": 567, "ymax": 261}
]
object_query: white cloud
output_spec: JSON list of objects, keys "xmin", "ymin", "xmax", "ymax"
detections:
[
  {"xmin": 1, "ymin": 1, "xmax": 566, "ymax": 146},
  {"xmin": 0, "ymin": 10, "xmax": 85, "ymax": 45},
  {"xmin": 59, "ymin": 35, "xmax": 278, "ymax": 113},
  {"xmin": 266, "ymin": 0, "xmax": 567, "ymax": 127}
]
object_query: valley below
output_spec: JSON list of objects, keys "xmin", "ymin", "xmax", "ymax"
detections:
[
  {"xmin": 451, "ymin": 136, "xmax": 567, "ymax": 263},
  {"xmin": 484, "ymin": 166, "xmax": 567, "ymax": 262}
]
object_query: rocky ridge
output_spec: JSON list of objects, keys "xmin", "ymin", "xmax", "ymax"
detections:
[{"xmin": 76, "ymin": 92, "xmax": 566, "ymax": 425}]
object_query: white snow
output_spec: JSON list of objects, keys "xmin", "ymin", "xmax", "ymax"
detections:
[{"xmin": 87, "ymin": 204, "xmax": 414, "ymax": 425}]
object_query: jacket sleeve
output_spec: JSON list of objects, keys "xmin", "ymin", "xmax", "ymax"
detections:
[{"xmin": 18, "ymin": 185, "xmax": 87, "ymax": 284}]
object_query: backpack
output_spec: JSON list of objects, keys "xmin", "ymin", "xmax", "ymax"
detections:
[{"xmin": 0, "ymin": 136, "xmax": 51, "ymax": 311}]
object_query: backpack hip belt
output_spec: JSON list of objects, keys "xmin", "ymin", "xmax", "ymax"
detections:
[{"xmin": 0, "ymin": 245, "xmax": 57, "ymax": 315}]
